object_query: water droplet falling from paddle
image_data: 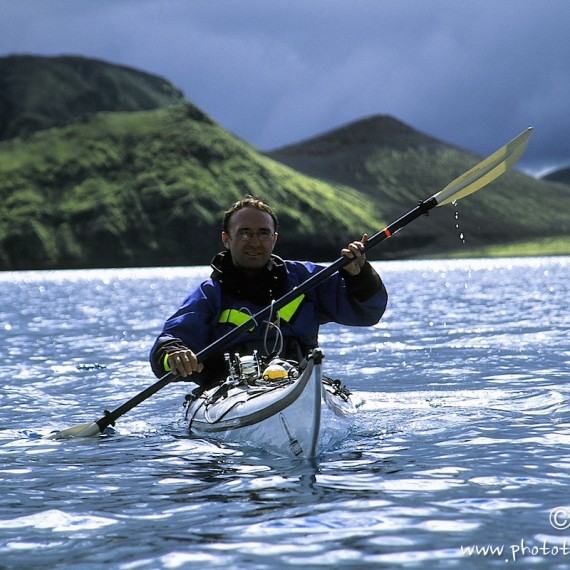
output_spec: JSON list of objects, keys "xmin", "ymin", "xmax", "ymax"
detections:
[
  {"xmin": 451, "ymin": 200, "xmax": 471, "ymax": 290},
  {"xmin": 452, "ymin": 201, "xmax": 466, "ymax": 245}
]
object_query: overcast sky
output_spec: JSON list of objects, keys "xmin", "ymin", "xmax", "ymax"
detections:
[{"xmin": 2, "ymin": 0, "xmax": 569, "ymax": 176}]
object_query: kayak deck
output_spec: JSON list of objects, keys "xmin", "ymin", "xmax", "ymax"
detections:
[{"xmin": 184, "ymin": 350, "xmax": 354, "ymax": 457}]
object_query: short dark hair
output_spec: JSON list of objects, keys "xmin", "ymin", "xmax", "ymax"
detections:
[{"xmin": 222, "ymin": 197, "xmax": 278, "ymax": 233}]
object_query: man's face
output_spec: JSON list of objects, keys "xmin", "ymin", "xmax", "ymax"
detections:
[{"xmin": 222, "ymin": 207, "xmax": 278, "ymax": 272}]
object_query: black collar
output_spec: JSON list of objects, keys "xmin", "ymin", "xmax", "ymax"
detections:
[{"xmin": 210, "ymin": 251, "xmax": 288, "ymax": 304}]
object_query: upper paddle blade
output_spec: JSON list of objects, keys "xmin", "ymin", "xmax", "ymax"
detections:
[
  {"xmin": 433, "ymin": 127, "xmax": 533, "ymax": 207},
  {"xmin": 47, "ymin": 421, "xmax": 102, "ymax": 440}
]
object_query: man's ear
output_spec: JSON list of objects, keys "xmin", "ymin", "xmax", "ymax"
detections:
[{"xmin": 221, "ymin": 231, "xmax": 230, "ymax": 249}]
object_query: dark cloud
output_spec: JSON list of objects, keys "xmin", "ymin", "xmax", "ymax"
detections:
[{"xmin": 2, "ymin": 0, "xmax": 570, "ymax": 175}]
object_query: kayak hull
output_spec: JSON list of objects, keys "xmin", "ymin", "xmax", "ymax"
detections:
[{"xmin": 185, "ymin": 350, "xmax": 353, "ymax": 458}]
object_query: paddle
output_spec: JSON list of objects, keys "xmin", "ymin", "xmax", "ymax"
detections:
[{"xmin": 49, "ymin": 127, "xmax": 532, "ymax": 439}]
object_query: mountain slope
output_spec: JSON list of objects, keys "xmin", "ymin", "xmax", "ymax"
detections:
[
  {"xmin": 267, "ymin": 116, "xmax": 570, "ymax": 258},
  {"xmin": 541, "ymin": 166, "xmax": 570, "ymax": 186},
  {"xmin": 2, "ymin": 54, "xmax": 568, "ymax": 270},
  {"xmin": 0, "ymin": 103, "xmax": 386, "ymax": 270},
  {"xmin": 0, "ymin": 54, "xmax": 185, "ymax": 141}
]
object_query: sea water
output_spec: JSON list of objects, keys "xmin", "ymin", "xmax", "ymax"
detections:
[{"xmin": 0, "ymin": 257, "xmax": 569, "ymax": 569}]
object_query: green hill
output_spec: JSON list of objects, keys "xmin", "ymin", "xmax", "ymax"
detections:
[
  {"xmin": 267, "ymin": 116, "xmax": 570, "ymax": 258},
  {"xmin": 2, "ymin": 54, "xmax": 569, "ymax": 271},
  {"xmin": 0, "ymin": 102, "xmax": 385, "ymax": 270},
  {"xmin": 0, "ymin": 54, "xmax": 185, "ymax": 141}
]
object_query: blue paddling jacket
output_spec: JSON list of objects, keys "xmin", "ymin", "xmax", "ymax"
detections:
[{"xmin": 150, "ymin": 251, "xmax": 388, "ymax": 387}]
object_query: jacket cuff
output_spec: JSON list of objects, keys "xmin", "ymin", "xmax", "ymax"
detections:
[
  {"xmin": 342, "ymin": 261, "xmax": 383, "ymax": 302},
  {"xmin": 150, "ymin": 336, "xmax": 189, "ymax": 377}
]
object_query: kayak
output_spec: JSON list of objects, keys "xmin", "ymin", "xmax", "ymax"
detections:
[{"xmin": 183, "ymin": 349, "xmax": 354, "ymax": 458}]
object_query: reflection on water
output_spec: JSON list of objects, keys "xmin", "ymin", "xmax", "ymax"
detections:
[{"xmin": 0, "ymin": 258, "xmax": 569, "ymax": 568}]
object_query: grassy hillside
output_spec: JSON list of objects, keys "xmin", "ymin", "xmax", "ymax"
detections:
[
  {"xmin": 0, "ymin": 103, "xmax": 386, "ymax": 270},
  {"xmin": 0, "ymin": 54, "xmax": 185, "ymax": 141},
  {"xmin": 442, "ymin": 236, "xmax": 570, "ymax": 259},
  {"xmin": 268, "ymin": 116, "xmax": 570, "ymax": 258},
  {"xmin": 2, "ymin": 54, "xmax": 568, "ymax": 270}
]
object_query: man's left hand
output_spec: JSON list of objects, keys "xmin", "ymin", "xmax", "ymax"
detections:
[{"xmin": 341, "ymin": 234, "xmax": 368, "ymax": 276}]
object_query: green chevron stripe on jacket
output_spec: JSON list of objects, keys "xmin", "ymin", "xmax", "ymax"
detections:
[{"xmin": 219, "ymin": 294, "xmax": 305, "ymax": 328}]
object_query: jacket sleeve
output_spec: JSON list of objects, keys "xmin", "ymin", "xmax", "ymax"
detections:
[
  {"xmin": 341, "ymin": 260, "xmax": 384, "ymax": 302},
  {"xmin": 149, "ymin": 335, "xmax": 189, "ymax": 378},
  {"xmin": 149, "ymin": 280, "xmax": 220, "ymax": 378},
  {"xmin": 311, "ymin": 260, "xmax": 388, "ymax": 326}
]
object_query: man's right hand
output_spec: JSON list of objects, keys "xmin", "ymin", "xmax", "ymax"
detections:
[{"xmin": 168, "ymin": 349, "xmax": 203, "ymax": 378}]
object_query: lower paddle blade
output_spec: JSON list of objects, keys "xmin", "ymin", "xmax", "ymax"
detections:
[
  {"xmin": 434, "ymin": 127, "xmax": 533, "ymax": 206},
  {"xmin": 47, "ymin": 422, "xmax": 102, "ymax": 440}
]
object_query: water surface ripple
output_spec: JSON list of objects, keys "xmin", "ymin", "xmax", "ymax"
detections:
[{"xmin": 1, "ymin": 258, "xmax": 569, "ymax": 569}]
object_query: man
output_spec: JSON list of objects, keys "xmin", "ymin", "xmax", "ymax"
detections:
[{"xmin": 150, "ymin": 197, "xmax": 388, "ymax": 387}]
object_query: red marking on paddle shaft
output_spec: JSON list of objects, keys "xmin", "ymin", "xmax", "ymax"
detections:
[{"xmin": 383, "ymin": 228, "xmax": 392, "ymax": 238}]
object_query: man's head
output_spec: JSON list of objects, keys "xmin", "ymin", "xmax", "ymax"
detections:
[{"xmin": 221, "ymin": 197, "xmax": 279, "ymax": 272}]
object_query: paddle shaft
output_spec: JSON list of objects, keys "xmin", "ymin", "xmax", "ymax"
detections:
[
  {"xmin": 94, "ymin": 197, "xmax": 437, "ymax": 432},
  {"xmin": 95, "ymin": 375, "xmax": 173, "ymax": 432},
  {"xmin": 196, "ymin": 196, "xmax": 437, "ymax": 363},
  {"xmin": 89, "ymin": 127, "xmax": 533, "ymax": 433}
]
